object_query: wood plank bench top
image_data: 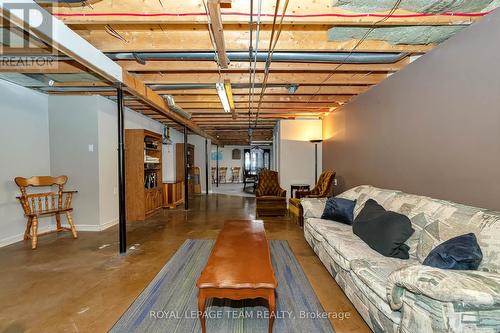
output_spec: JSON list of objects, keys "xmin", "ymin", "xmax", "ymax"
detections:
[{"xmin": 196, "ymin": 219, "xmax": 278, "ymax": 333}]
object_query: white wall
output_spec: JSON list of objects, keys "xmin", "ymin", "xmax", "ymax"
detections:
[
  {"xmin": 0, "ymin": 80, "xmax": 51, "ymax": 247},
  {"xmin": 96, "ymin": 96, "xmax": 168, "ymax": 229},
  {"xmin": 0, "ymin": 87, "xmax": 185, "ymax": 246},
  {"xmin": 188, "ymin": 134, "xmax": 212, "ymax": 193},
  {"xmin": 278, "ymin": 119, "xmax": 322, "ymax": 199},
  {"xmin": 211, "ymin": 145, "xmax": 249, "ymax": 183},
  {"xmin": 49, "ymin": 95, "xmax": 169, "ymax": 231},
  {"xmin": 163, "ymin": 128, "xmax": 184, "ymax": 182},
  {"xmin": 49, "ymin": 96, "xmax": 101, "ymax": 230}
]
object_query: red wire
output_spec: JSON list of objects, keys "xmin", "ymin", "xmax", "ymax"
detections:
[{"xmin": 53, "ymin": 10, "xmax": 490, "ymax": 19}]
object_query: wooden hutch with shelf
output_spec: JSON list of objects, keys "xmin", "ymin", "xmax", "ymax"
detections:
[{"xmin": 125, "ymin": 129, "xmax": 163, "ymax": 221}]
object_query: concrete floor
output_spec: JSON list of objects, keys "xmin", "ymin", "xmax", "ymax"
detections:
[
  {"xmin": 0, "ymin": 194, "xmax": 370, "ymax": 333},
  {"xmin": 211, "ymin": 183, "xmax": 255, "ymax": 197}
]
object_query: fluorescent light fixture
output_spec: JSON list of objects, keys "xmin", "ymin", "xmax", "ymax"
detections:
[{"xmin": 215, "ymin": 82, "xmax": 231, "ymax": 113}]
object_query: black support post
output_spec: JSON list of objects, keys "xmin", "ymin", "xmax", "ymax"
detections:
[
  {"xmin": 216, "ymin": 144, "xmax": 219, "ymax": 187},
  {"xmin": 184, "ymin": 126, "xmax": 189, "ymax": 210},
  {"xmin": 205, "ymin": 138, "xmax": 209, "ymax": 195},
  {"xmin": 314, "ymin": 143, "xmax": 318, "ymax": 184},
  {"xmin": 117, "ymin": 86, "xmax": 127, "ymax": 254}
]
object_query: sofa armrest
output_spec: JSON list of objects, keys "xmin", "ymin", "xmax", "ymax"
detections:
[{"xmin": 387, "ymin": 265, "xmax": 500, "ymax": 311}]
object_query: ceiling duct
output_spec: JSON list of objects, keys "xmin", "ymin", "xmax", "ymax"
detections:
[
  {"xmin": 106, "ymin": 51, "xmax": 407, "ymax": 64},
  {"xmin": 4, "ymin": 51, "xmax": 407, "ymax": 64},
  {"xmin": 163, "ymin": 95, "xmax": 192, "ymax": 120}
]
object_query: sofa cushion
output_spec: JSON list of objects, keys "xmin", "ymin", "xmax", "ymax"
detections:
[
  {"xmin": 404, "ymin": 213, "xmax": 431, "ymax": 259},
  {"xmin": 417, "ymin": 202, "xmax": 500, "ymax": 273},
  {"xmin": 353, "ymin": 199, "xmax": 415, "ymax": 259},
  {"xmin": 306, "ymin": 217, "xmax": 383, "ymax": 271}
]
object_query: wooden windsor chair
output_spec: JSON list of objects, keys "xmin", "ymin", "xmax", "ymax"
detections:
[{"xmin": 15, "ymin": 176, "xmax": 78, "ymax": 249}]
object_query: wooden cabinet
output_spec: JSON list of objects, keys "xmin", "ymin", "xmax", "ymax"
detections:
[
  {"xmin": 162, "ymin": 181, "xmax": 184, "ymax": 209},
  {"xmin": 125, "ymin": 129, "xmax": 163, "ymax": 221}
]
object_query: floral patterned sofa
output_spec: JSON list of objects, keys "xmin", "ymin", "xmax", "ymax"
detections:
[{"xmin": 302, "ymin": 185, "xmax": 500, "ymax": 333}]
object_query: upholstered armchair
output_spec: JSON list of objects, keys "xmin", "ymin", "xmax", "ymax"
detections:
[
  {"xmin": 289, "ymin": 170, "xmax": 336, "ymax": 226},
  {"xmin": 255, "ymin": 170, "xmax": 287, "ymax": 217},
  {"xmin": 295, "ymin": 170, "xmax": 336, "ymax": 199}
]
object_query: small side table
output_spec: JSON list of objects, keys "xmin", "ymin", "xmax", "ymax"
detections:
[{"xmin": 290, "ymin": 184, "xmax": 310, "ymax": 198}]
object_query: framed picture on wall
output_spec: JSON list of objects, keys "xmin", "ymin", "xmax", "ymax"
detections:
[
  {"xmin": 232, "ymin": 149, "xmax": 241, "ymax": 160},
  {"xmin": 211, "ymin": 151, "xmax": 223, "ymax": 161}
]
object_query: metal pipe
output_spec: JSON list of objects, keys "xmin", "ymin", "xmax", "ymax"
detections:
[
  {"xmin": 4, "ymin": 51, "xmax": 406, "ymax": 64},
  {"xmin": 117, "ymin": 86, "xmax": 127, "ymax": 254},
  {"xmin": 184, "ymin": 126, "xmax": 189, "ymax": 210},
  {"xmin": 106, "ymin": 51, "xmax": 407, "ymax": 64}
]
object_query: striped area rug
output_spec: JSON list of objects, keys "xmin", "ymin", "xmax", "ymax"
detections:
[{"xmin": 110, "ymin": 240, "xmax": 335, "ymax": 333}]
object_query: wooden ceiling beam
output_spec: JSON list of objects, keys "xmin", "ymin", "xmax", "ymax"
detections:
[
  {"xmin": 177, "ymin": 102, "xmax": 337, "ymax": 109},
  {"xmin": 207, "ymin": 0, "xmax": 230, "ymax": 68},
  {"xmin": 166, "ymin": 94, "xmax": 354, "ymax": 103},
  {"xmin": 136, "ymin": 72, "xmax": 387, "ymax": 85},
  {"xmin": 122, "ymin": 71, "xmax": 221, "ymax": 144},
  {"xmin": 154, "ymin": 86, "xmax": 370, "ymax": 95},
  {"xmin": 71, "ymin": 25, "xmax": 434, "ymax": 53},
  {"xmin": 117, "ymin": 58, "xmax": 409, "ymax": 73},
  {"xmin": 0, "ymin": 60, "xmax": 86, "ymax": 73},
  {"xmin": 54, "ymin": 0, "xmax": 478, "ymax": 26}
]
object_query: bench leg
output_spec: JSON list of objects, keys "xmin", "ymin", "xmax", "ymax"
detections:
[
  {"xmin": 31, "ymin": 216, "xmax": 38, "ymax": 249},
  {"xmin": 65, "ymin": 211, "xmax": 78, "ymax": 238},
  {"xmin": 198, "ymin": 291, "xmax": 207, "ymax": 333},
  {"xmin": 24, "ymin": 217, "xmax": 32, "ymax": 240},
  {"xmin": 268, "ymin": 291, "xmax": 276, "ymax": 333}
]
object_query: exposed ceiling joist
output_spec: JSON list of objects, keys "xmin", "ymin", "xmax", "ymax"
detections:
[
  {"xmin": 207, "ymin": 0, "xmax": 230, "ymax": 68},
  {"xmin": 52, "ymin": 0, "xmax": 480, "ymax": 26}
]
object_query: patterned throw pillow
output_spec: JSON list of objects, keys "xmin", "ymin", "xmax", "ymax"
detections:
[{"xmin": 301, "ymin": 198, "xmax": 328, "ymax": 219}]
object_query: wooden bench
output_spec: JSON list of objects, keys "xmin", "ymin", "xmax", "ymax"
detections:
[
  {"xmin": 196, "ymin": 220, "xmax": 278, "ymax": 333},
  {"xmin": 15, "ymin": 176, "xmax": 78, "ymax": 249}
]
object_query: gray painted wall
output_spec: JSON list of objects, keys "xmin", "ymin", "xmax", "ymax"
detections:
[
  {"xmin": 49, "ymin": 96, "xmax": 101, "ymax": 228},
  {"xmin": 0, "ymin": 80, "xmax": 51, "ymax": 246},
  {"xmin": 322, "ymin": 9, "xmax": 500, "ymax": 211}
]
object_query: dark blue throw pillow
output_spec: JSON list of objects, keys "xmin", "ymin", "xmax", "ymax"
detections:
[
  {"xmin": 321, "ymin": 197, "xmax": 356, "ymax": 225},
  {"xmin": 423, "ymin": 233, "xmax": 483, "ymax": 270}
]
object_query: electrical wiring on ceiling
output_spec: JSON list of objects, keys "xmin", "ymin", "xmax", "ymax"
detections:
[
  {"xmin": 253, "ymin": 0, "xmax": 290, "ymax": 128},
  {"xmin": 53, "ymin": 11, "xmax": 490, "ymax": 19},
  {"xmin": 306, "ymin": 0, "xmax": 404, "ymax": 104}
]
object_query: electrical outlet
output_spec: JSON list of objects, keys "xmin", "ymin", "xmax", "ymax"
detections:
[
  {"xmin": 88, "ymin": 144, "xmax": 94, "ymax": 152},
  {"xmin": 333, "ymin": 179, "xmax": 338, "ymax": 186}
]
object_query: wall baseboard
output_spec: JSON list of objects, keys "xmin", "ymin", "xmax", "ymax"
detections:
[
  {"xmin": 0, "ymin": 219, "xmax": 119, "ymax": 248},
  {"xmin": 0, "ymin": 225, "xmax": 54, "ymax": 248}
]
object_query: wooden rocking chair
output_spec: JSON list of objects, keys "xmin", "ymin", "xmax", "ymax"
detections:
[{"xmin": 15, "ymin": 176, "xmax": 78, "ymax": 249}]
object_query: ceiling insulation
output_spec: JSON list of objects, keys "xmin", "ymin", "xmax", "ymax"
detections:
[
  {"xmin": 328, "ymin": 26, "xmax": 466, "ymax": 45},
  {"xmin": 334, "ymin": 0, "xmax": 498, "ymax": 14}
]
